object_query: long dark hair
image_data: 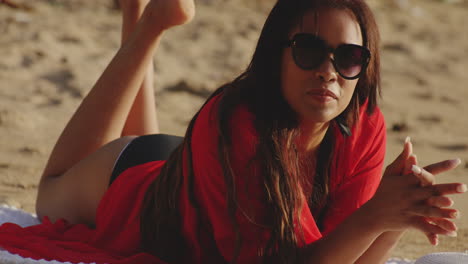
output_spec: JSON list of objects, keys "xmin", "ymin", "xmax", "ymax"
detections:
[{"xmin": 140, "ymin": 0, "xmax": 381, "ymax": 263}]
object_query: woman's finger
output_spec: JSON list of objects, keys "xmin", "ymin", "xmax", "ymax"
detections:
[
  {"xmin": 425, "ymin": 232, "xmax": 438, "ymax": 246},
  {"xmin": 427, "ymin": 217, "xmax": 458, "ymax": 232},
  {"xmin": 412, "ymin": 217, "xmax": 457, "ymax": 237},
  {"xmin": 412, "ymin": 165, "xmax": 435, "ymax": 186},
  {"xmin": 385, "ymin": 137, "xmax": 413, "ymax": 175},
  {"xmin": 412, "ymin": 206, "xmax": 459, "ymax": 219},
  {"xmin": 423, "ymin": 158, "xmax": 461, "ymax": 175},
  {"xmin": 405, "ymin": 136, "xmax": 413, "ymax": 155},
  {"xmin": 431, "ymin": 183, "xmax": 467, "ymax": 196},
  {"xmin": 404, "ymin": 153, "xmax": 417, "ymax": 176},
  {"xmin": 427, "ymin": 196, "xmax": 454, "ymax": 208},
  {"xmin": 408, "ymin": 183, "xmax": 464, "ymax": 203}
]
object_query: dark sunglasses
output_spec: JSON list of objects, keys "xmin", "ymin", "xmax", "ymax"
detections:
[{"xmin": 286, "ymin": 33, "xmax": 371, "ymax": 80}]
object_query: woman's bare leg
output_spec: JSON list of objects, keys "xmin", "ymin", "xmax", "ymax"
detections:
[
  {"xmin": 40, "ymin": 0, "xmax": 186, "ymax": 180},
  {"xmin": 120, "ymin": 0, "xmax": 160, "ymax": 136},
  {"xmin": 36, "ymin": 0, "xmax": 195, "ymax": 224}
]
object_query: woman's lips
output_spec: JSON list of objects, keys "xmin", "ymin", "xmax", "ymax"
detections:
[{"xmin": 306, "ymin": 89, "xmax": 338, "ymax": 103}]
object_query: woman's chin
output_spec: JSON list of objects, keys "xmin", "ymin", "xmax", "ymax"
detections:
[
  {"xmin": 300, "ymin": 112, "xmax": 338, "ymax": 125},
  {"xmin": 298, "ymin": 104, "xmax": 342, "ymax": 124}
]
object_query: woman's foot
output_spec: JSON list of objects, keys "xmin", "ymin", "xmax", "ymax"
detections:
[{"xmin": 144, "ymin": 0, "xmax": 195, "ymax": 31}]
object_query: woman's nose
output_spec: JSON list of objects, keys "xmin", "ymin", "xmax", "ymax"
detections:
[{"xmin": 315, "ymin": 57, "xmax": 338, "ymax": 82}]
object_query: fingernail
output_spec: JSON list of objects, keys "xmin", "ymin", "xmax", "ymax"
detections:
[
  {"xmin": 457, "ymin": 184, "xmax": 467, "ymax": 193},
  {"xmin": 405, "ymin": 136, "xmax": 411, "ymax": 143},
  {"xmin": 452, "ymin": 158, "xmax": 462, "ymax": 166},
  {"xmin": 434, "ymin": 239, "xmax": 439, "ymax": 246},
  {"xmin": 447, "ymin": 231, "xmax": 458, "ymax": 237},
  {"xmin": 412, "ymin": 165, "xmax": 422, "ymax": 175},
  {"xmin": 451, "ymin": 211, "xmax": 460, "ymax": 219},
  {"xmin": 448, "ymin": 199, "xmax": 455, "ymax": 207}
]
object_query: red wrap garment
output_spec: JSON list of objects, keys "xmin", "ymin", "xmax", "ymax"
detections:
[{"xmin": 0, "ymin": 94, "xmax": 386, "ymax": 263}]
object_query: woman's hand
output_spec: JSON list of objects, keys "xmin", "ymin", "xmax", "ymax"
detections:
[
  {"xmin": 142, "ymin": 0, "xmax": 195, "ymax": 32},
  {"xmin": 362, "ymin": 140, "xmax": 466, "ymax": 239},
  {"xmin": 401, "ymin": 138, "xmax": 462, "ymax": 245},
  {"xmin": 410, "ymin": 158, "xmax": 462, "ymax": 245}
]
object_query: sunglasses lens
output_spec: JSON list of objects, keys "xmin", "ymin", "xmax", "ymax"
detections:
[
  {"xmin": 289, "ymin": 34, "xmax": 370, "ymax": 79},
  {"xmin": 334, "ymin": 45, "xmax": 369, "ymax": 79},
  {"xmin": 292, "ymin": 35, "xmax": 326, "ymax": 69}
]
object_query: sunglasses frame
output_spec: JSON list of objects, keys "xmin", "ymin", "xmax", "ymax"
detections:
[{"xmin": 285, "ymin": 33, "xmax": 371, "ymax": 80}]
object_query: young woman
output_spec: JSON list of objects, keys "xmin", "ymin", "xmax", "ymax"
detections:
[{"xmin": 0, "ymin": 0, "xmax": 465, "ymax": 263}]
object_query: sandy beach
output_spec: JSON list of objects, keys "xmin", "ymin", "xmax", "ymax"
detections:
[{"xmin": 0, "ymin": 0, "xmax": 467, "ymax": 260}]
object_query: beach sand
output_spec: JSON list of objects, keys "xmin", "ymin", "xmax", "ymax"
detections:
[{"xmin": 0, "ymin": 0, "xmax": 467, "ymax": 260}]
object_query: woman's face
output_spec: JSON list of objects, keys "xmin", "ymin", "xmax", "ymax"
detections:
[{"xmin": 281, "ymin": 8, "xmax": 363, "ymax": 124}]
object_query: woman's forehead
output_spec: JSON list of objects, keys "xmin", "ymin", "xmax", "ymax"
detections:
[{"xmin": 290, "ymin": 8, "xmax": 363, "ymax": 46}]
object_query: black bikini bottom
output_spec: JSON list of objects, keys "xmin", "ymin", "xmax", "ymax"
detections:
[{"xmin": 109, "ymin": 134, "xmax": 183, "ymax": 186}]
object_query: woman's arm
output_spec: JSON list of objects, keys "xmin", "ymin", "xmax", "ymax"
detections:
[
  {"xmin": 314, "ymin": 109, "xmax": 458, "ymax": 264},
  {"xmin": 299, "ymin": 142, "xmax": 410, "ymax": 264},
  {"xmin": 300, "ymin": 144, "xmax": 465, "ymax": 264},
  {"xmin": 356, "ymin": 231, "xmax": 406, "ymax": 264},
  {"xmin": 302, "ymin": 175, "xmax": 463, "ymax": 264},
  {"xmin": 354, "ymin": 139, "xmax": 416, "ymax": 264}
]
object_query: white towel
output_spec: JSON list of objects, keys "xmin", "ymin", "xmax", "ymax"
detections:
[
  {"xmin": 387, "ymin": 258, "xmax": 415, "ymax": 264},
  {"xmin": 0, "ymin": 204, "xmax": 40, "ymax": 227},
  {"xmin": 415, "ymin": 252, "xmax": 468, "ymax": 264},
  {"xmin": 0, "ymin": 249, "xmax": 95, "ymax": 264}
]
